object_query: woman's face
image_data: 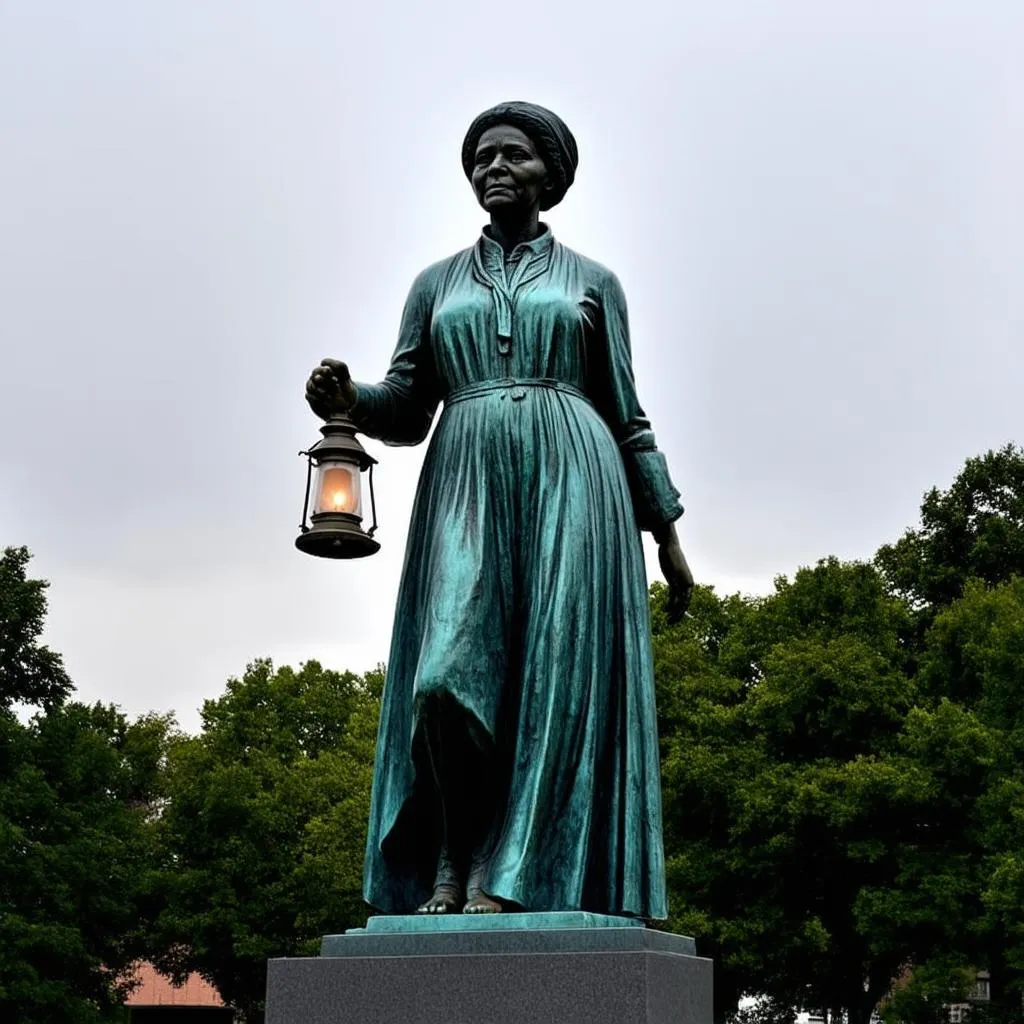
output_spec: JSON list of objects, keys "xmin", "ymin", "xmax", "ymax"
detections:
[{"xmin": 471, "ymin": 124, "xmax": 550, "ymax": 216}]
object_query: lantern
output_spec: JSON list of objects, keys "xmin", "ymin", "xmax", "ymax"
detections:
[{"xmin": 295, "ymin": 415, "xmax": 379, "ymax": 558}]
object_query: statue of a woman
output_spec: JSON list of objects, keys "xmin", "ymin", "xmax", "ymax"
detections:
[{"xmin": 305, "ymin": 102, "xmax": 693, "ymax": 920}]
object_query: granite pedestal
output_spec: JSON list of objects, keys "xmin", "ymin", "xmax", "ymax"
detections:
[{"xmin": 265, "ymin": 913, "xmax": 712, "ymax": 1024}]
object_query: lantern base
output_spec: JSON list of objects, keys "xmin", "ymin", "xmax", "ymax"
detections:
[{"xmin": 295, "ymin": 522, "xmax": 380, "ymax": 559}]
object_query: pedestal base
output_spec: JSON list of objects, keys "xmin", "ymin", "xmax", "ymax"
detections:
[{"xmin": 266, "ymin": 914, "xmax": 712, "ymax": 1024}]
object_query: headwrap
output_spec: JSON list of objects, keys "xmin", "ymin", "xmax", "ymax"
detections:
[{"xmin": 461, "ymin": 101, "xmax": 579, "ymax": 210}]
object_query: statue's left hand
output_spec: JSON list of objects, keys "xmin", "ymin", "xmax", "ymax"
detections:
[{"xmin": 654, "ymin": 523, "xmax": 694, "ymax": 624}]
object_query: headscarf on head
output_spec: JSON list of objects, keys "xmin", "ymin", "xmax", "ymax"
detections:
[{"xmin": 461, "ymin": 101, "xmax": 579, "ymax": 211}]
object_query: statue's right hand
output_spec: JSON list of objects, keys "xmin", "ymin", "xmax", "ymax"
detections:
[{"xmin": 305, "ymin": 358, "xmax": 358, "ymax": 420}]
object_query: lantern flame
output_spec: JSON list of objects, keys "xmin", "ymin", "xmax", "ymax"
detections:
[{"xmin": 316, "ymin": 465, "xmax": 358, "ymax": 516}]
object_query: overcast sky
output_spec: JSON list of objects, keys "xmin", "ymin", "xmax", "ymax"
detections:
[{"xmin": 1, "ymin": 1, "xmax": 1021, "ymax": 731}]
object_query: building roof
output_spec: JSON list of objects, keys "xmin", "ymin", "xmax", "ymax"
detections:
[{"xmin": 123, "ymin": 962, "xmax": 225, "ymax": 1007}]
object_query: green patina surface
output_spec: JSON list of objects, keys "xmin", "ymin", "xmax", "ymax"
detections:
[
  {"xmin": 349, "ymin": 912, "xmax": 646, "ymax": 935},
  {"xmin": 355, "ymin": 226, "xmax": 682, "ymax": 920}
]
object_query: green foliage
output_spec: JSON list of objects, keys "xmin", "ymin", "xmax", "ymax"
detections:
[
  {"xmin": 922, "ymin": 578, "xmax": 1024, "ymax": 1014},
  {"xmin": 0, "ymin": 546, "xmax": 71, "ymax": 710},
  {"xmin": 878, "ymin": 958, "xmax": 977, "ymax": 1024},
  {"xmin": 152, "ymin": 658, "xmax": 381, "ymax": 1023},
  {"xmin": 0, "ymin": 705, "xmax": 174, "ymax": 1023},
  {"xmin": 0, "ymin": 548, "xmax": 173, "ymax": 1022},
  {"xmin": 656, "ymin": 561, "xmax": 929, "ymax": 1024},
  {"xmin": 659, "ymin": 447, "xmax": 1024, "ymax": 1024},
  {"xmin": 877, "ymin": 444, "xmax": 1024, "ymax": 610}
]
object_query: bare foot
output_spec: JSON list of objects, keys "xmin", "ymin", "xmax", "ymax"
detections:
[
  {"xmin": 463, "ymin": 890, "xmax": 502, "ymax": 914},
  {"xmin": 417, "ymin": 883, "xmax": 462, "ymax": 914}
]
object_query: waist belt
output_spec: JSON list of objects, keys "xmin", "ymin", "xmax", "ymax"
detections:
[{"xmin": 445, "ymin": 378, "xmax": 590, "ymax": 407}]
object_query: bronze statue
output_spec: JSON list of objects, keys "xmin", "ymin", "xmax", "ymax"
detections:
[{"xmin": 305, "ymin": 102, "xmax": 692, "ymax": 919}]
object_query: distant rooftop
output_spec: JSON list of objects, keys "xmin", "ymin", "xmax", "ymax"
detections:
[{"xmin": 123, "ymin": 962, "xmax": 225, "ymax": 1008}]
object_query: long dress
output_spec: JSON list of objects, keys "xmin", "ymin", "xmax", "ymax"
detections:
[{"xmin": 352, "ymin": 226, "xmax": 682, "ymax": 920}]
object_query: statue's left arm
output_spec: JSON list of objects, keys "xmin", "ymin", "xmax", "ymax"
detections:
[
  {"xmin": 592, "ymin": 270, "xmax": 693, "ymax": 619},
  {"xmin": 592, "ymin": 270, "xmax": 684, "ymax": 531}
]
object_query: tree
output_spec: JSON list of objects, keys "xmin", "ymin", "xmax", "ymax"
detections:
[
  {"xmin": 912, "ymin": 577, "xmax": 1024, "ymax": 1020},
  {"xmin": 0, "ymin": 546, "xmax": 71, "ymax": 710},
  {"xmin": 876, "ymin": 444, "xmax": 1024, "ymax": 612},
  {"xmin": 656, "ymin": 560, "xmax": 976, "ymax": 1024},
  {"xmin": 657, "ymin": 447, "xmax": 1024, "ymax": 1024},
  {"xmin": 0, "ymin": 546, "xmax": 173, "ymax": 1023},
  {"xmin": 152, "ymin": 659, "xmax": 381, "ymax": 1023},
  {"xmin": 876, "ymin": 447, "xmax": 1024, "ymax": 1020}
]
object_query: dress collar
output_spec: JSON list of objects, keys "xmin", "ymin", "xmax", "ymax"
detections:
[
  {"xmin": 472, "ymin": 224, "xmax": 554, "ymax": 351},
  {"xmin": 477, "ymin": 224, "xmax": 554, "ymax": 274}
]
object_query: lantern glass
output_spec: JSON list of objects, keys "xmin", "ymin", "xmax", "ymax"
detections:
[{"xmin": 313, "ymin": 461, "xmax": 362, "ymax": 517}]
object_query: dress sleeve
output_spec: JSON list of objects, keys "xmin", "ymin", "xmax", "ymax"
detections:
[
  {"xmin": 591, "ymin": 270, "xmax": 684, "ymax": 531},
  {"xmin": 349, "ymin": 267, "xmax": 440, "ymax": 446}
]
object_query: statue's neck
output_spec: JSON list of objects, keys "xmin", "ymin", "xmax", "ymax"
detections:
[{"xmin": 487, "ymin": 210, "xmax": 542, "ymax": 255}]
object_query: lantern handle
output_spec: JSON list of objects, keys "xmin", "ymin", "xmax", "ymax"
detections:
[
  {"xmin": 298, "ymin": 449, "xmax": 314, "ymax": 533},
  {"xmin": 367, "ymin": 460, "xmax": 378, "ymax": 537}
]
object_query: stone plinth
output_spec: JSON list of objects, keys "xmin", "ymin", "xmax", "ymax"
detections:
[{"xmin": 265, "ymin": 913, "xmax": 712, "ymax": 1024}]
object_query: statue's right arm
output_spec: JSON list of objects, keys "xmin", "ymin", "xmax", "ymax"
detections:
[
  {"xmin": 305, "ymin": 358, "xmax": 357, "ymax": 419},
  {"xmin": 348, "ymin": 268, "xmax": 441, "ymax": 447}
]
